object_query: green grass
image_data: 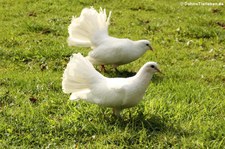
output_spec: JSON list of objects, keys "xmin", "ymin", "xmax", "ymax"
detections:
[{"xmin": 0, "ymin": 0, "xmax": 225, "ymax": 148}]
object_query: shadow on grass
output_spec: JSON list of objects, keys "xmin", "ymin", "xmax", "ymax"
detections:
[
  {"xmin": 104, "ymin": 111, "xmax": 189, "ymax": 139},
  {"xmin": 103, "ymin": 69, "xmax": 165, "ymax": 81},
  {"xmin": 102, "ymin": 70, "xmax": 137, "ymax": 78}
]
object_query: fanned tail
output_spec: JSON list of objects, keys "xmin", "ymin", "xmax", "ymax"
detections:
[
  {"xmin": 62, "ymin": 53, "xmax": 104, "ymax": 100},
  {"xmin": 68, "ymin": 7, "xmax": 111, "ymax": 48}
]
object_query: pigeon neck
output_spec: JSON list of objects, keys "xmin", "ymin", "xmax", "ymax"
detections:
[{"xmin": 134, "ymin": 66, "xmax": 153, "ymax": 85}]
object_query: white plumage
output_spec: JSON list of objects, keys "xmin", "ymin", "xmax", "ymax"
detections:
[
  {"xmin": 62, "ymin": 53, "xmax": 160, "ymax": 116},
  {"xmin": 68, "ymin": 7, "xmax": 153, "ymax": 69}
]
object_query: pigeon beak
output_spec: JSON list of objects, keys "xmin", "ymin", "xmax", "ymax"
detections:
[
  {"xmin": 148, "ymin": 45, "xmax": 153, "ymax": 51},
  {"xmin": 155, "ymin": 67, "xmax": 163, "ymax": 74}
]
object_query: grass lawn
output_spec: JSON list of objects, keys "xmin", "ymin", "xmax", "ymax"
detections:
[{"xmin": 0, "ymin": 0, "xmax": 225, "ymax": 148}]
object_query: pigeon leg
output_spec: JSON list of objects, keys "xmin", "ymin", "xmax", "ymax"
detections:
[
  {"xmin": 129, "ymin": 109, "xmax": 132, "ymax": 119},
  {"xmin": 114, "ymin": 67, "xmax": 119, "ymax": 72},
  {"xmin": 112, "ymin": 64, "xmax": 119, "ymax": 72},
  {"xmin": 113, "ymin": 108, "xmax": 122, "ymax": 117},
  {"xmin": 100, "ymin": 65, "xmax": 106, "ymax": 72}
]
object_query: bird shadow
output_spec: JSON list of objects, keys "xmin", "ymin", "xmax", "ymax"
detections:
[
  {"xmin": 103, "ymin": 111, "xmax": 190, "ymax": 140},
  {"xmin": 95, "ymin": 65, "xmax": 166, "ymax": 81},
  {"xmin": 102, "ymin": 69, "xmax": 165, "ymax": 83},
  {"xmin": 103, "ymin": 70, "xmax": 137, "ymax": 78}
]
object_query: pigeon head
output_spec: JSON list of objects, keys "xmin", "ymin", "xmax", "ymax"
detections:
[
  {"xmin": 143, "ymin": 62, "xmax": 161, "ymax": 73},
  {"xmin": 138, "ymin": 40, "xmax": 153, "ymax": 51}
]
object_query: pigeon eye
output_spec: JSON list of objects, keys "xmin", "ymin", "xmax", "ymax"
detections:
[
  {"xmin": 150, "ymin": 65, "xmax": 155, "ymax": 68},
  {"xmin": 146, "ymin": 43, "xmax": 149, "ymax": 46}
]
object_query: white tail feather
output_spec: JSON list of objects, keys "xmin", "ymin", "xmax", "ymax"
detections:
[
  {"xmin": 62, "ymin": 53, "xmax": 104, "ymax": 96},
  {"xmin": 68, "ymin": 7, "xmax": 111, "ymax": 48}
]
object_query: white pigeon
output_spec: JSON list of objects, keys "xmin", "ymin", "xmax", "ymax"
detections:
[
  {"xmin": 67, "ymin": 7, "xmax": 153, "ymax": 70},
  {"xmin": 62, "ymin": 53, "xmax": 161, "ymax": 117}
]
